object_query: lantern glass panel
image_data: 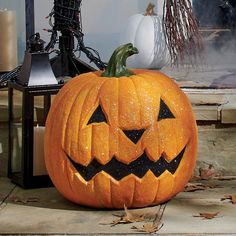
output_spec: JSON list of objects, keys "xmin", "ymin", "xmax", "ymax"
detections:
[
  {"xmin": 11, "ymin": 89, "xmax": 23, "ymax": 177},
  {"xmin": 33, "ymin": 95, "xmax": 54, "ymax": 176},
  {"xmin": 34, "ymin": 96, "xmax": 44, "ymax": 125},
  {"xmin": 0, "ymin": 89, "xmax": 8, "ymax": 176}
]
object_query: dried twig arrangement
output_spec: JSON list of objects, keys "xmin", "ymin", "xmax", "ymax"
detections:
[{"xmin": 163, "ymin": 0, "xmax": 205, "ymax": 66}]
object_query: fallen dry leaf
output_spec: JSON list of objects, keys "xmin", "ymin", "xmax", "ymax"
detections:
[
  {"xmin": 190, "ymin": 175, "xmax": 201, "ymax": 181},
  {"xmin": 113, "ymin": 205, "xmax": 155, "ymax": 219},
  {"xmin": 221, "ymin": 194, "xmax": 236, "ymax": 204},
  {"xmin": 214, "ymin": 176, "xmax": 236, "ymax": 181},
  {"xmin": 131, "ymin": 222, "xmax": 164, "ymax": 234},
  {"xmin": 124, "ymin": 204, "xmax": 145, "ymax": 221},
  {"xmin": 184, "ymin": 183, "xmax": 215, "ymax": 192},
  {"xmin": 100, "ymin": 203, "xmax": 167, "ymax": 229},
  {"xmin": 100, "ymin": 204, "xmax": 145, "ymax": 226},
  {"xmin": 9, "ymin": 196, "xmax": 40, "ymax": 204},
  {"xmin": 193, "ymin": 212, "xmax": 220, "ymax": 220},
  {"xmin": 131, "ymin": 203, "xmax": 166, "ymax": 233},
  {"xmin": 199, "ymin": 164, "xmax": 216, "ymax": 180}
]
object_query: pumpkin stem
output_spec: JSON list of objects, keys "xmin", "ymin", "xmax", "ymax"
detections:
[
  {"xmin": 144, "ymin": 3, "xmax": 157, "ymax": 16},
  {"xmin": 101, "ymin": 43, "xmax": 139, "ymax": 78}
]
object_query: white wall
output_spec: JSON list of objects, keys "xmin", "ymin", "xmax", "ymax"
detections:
[
  {"xmin": 0, "ymin": 0, "xmax": 160, "ymax": 64},
  {"xmin": 34, "ymin": 0, "xmax": 53, "ymax": 42},
  {"xmin": 81, "ymin": 0, "xmax": 157, "ymax": 63},
  {"xmin": 33, "ymin": 0, "xmax": 159, "ymax": 64}
]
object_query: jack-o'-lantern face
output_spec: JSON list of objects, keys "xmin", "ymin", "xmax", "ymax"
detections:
[
  {"xmin": 45, "ymin": 44, "xmax": 197, "ymax": 209},
  {"xmin": 67, "ymin": 98, "xmax": 185, "ymax": 181}
]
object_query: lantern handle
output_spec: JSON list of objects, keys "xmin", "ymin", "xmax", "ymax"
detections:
[{"xmin": 101, "ymin": 43, "xmax": 138, "ymax": 78}]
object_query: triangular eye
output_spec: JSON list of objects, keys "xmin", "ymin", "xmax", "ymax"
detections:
[
  {"xmin": 158, "ymin": 99, "xmax": 175, "ymax": 121},
  {"xmin": 123, "ymin": 129, "xmax": 145, "ymax": 144},
  {"xmin": 87, "ymin": 105, "xmax": 107, "ymax": 125}
]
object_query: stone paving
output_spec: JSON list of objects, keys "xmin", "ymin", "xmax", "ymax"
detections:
[{"xmin": 0, "ymin": 177, "xmax": 236, "ymax": 235}]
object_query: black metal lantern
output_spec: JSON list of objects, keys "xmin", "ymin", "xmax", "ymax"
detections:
[{"xmin": 8, "ymin": 33, "xmax": 63, "ymax": 188}]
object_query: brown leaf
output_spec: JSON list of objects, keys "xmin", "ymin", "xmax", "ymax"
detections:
[
  {"xmin": 199, "ymin": 165, "xmax": 216, "ymax": 180},
  {"xmin": 214, "ymin": 176, "xmax": 236, "ymax": 181},
  {"xmin": 131, "ymin": 204, "xmax": 166, "ymax": 233},
  {"xmin": 101, "ymin": 204, "xmax": 167, "ymax": 228},
  {"xmin": 132, "ymin": 222, "xmax": 164, "ymax": 234},
  {"xmin": 119, "ymin": 205, "xmax": 145, "ymax": 223},
  {"xmin": 232, "ymin": 196, "xmax": 236, "ymax": 204},
  {"xmin": 184, "ymin": 183, "xmax": 215, "ymax": 192},
  {"xmin": 190, "ymin": 175, "xmax": 201, "ymax": 181},
  {"xmin": 100, "ymin": 205, "xmax": 145, "ymax": 226},
  {"xmin": 124, "ymin": 204, "xmax": 143, "ymax": 220},
  {"xmin": 113, "ymin": 208, "xmax": 159, "ymax": 220},
  {"xmin": 221, "ymin": 194, "xmax": 236, "ymax": 204},
  {"xmin": 9, "ymin": 196, "xmax": 39, "ymax": 204},
  {"xmin": 193, "ymin": 212, "xmax": 220, "ymax": 220}
]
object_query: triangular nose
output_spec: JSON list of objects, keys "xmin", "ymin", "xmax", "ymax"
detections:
[{"xmin": 123, "ymin": 129, "xmax": 145, "ymax": 144}]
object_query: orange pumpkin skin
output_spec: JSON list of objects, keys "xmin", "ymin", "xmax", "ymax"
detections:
[{"xmin": 45, "ymin": 45, "xmax": 197, "ymax": 209}]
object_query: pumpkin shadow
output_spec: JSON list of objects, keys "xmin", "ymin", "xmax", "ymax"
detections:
[
  {"xmin": 7, "ymin": 186, "xmax": 98, "ymax": 211},
  {"xmin": 7, "ymin": 185, "xmax": 170, "ymax": 213}
]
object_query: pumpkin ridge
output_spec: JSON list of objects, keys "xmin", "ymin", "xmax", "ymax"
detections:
[
  {"xmin": 64, "ymin": 80, "xmax": 97, "ymax": 158},
  {"xmin": 169, "ymin": 176, "xmax": 177, "ymax": 201},
  {"xmin": 154, "ymin": 171, "xmax": 175, "ymax": 203},
  {"xmin": 137, "ymin": 70, "xmax": 172, "ymax": 87},
  {"xmin": 88, "ymin": 79, "xmax": 114, "ymax": 165},
  {"xmin": 46, "ymin": 82, "xmax": 79, "ymax": 132},
  {"xmin": 94, "ymin": 172, "xmax": 113, "ymax": 207},
  {"xmin": 79, "ymin": 78, "xmax": 108, "ymax": 129},
  {"xmin": 109, "ymin": 178, "xmax": 114, "ymax": 209},
  {"xmin": 60, "ymin": 76, "xmax": 98, "ymax": 152},
  {"xmin": 134, "ymin": 72, "xmax": 164, "ymax": 104},
  {"xmin": 172, "ymin": 139, "xmax": 197, "ymax": 179},
  {"xmin": 130, "ymin": 76, "xmax": 142, "ymax": 127},
  {"xmin": 132, "ymin": 171, "xmax": 159, "ymax": 207},
  {"xmin": 132, "ymin": 74, "xmax": 161, "ymax": 127},
  {"xmin": 94, "ymin": 77, "xmax": 118, "ymax": 125},
  {"xmin": 138, "ymin": 72, "xmax": 181, "ymax": 118},
  {"xmin": 150, "ymin": 175, "xmax": 160, "ymax": 205},
  {"xmin": 110, "ymin": 174, "xmax": 135, "ymax": 208},
  {"xmin": 76, "ymin": 81, "xmax": 103, "ymax": 165},
  {"xmin": 97, "ymin": 78, "xmax": 118, "ymax": 124},
  {"xmin": 54, "ymin": 159, "xmax": 77, "ymax": 204},
  {"xmin": 118, "ymin": 77, "xmax": 145, "ymax": 129},
  {"xmin": 65, "ymin": 158, "xmax": 77, "ymax": 198},
  {"xmin": 46, "ymin": 85, "xmax": 83, "ymax": 178},
  {"xmin": 91, "ymin": 124, "xmax": 110, "ymax": 166},
  {"xmin": 67, "ymin": 78, "xmax": 107, "ymax": 161},
  {"xmin": 131, "ymin": 174, "xmax": 136, "ymax": 207},
  {"xmin": 46, "ymin": 85, "xmax": 73, "ymax": 119}
]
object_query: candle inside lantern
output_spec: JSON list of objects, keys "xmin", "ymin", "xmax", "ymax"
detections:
[
  {"xmin": 0, "ymin": 9, "xmax": 17, "ymax": 72},
  {"xmin": 33, "ymin": 125, "xmax": 47, "ymax": 176}
]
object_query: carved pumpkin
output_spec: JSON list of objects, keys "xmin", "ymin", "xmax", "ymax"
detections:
[
  {"xmin": 45, "ymin": 43, "xmax": 197, "ymax": 209},
  {"xmin": 120, "ymin": 3, "xmax": 170, "ymax": 69}
]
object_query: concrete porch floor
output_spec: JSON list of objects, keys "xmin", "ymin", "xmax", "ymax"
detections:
[{"xmin": 0, "ymin": 177, "xmax": 236, "ymax": 235}]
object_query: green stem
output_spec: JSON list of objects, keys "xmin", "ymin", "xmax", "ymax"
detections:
[{"xmin": 101, "ymin": 43, "xmax": 139, "ymax": 78}]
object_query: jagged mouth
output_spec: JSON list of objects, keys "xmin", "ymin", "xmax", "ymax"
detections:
[{"xmin": 66, "ymin": 147, "xmax": 186, "ymax": 181}]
